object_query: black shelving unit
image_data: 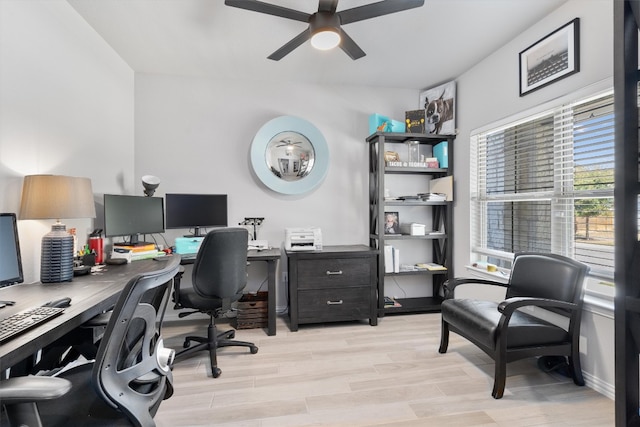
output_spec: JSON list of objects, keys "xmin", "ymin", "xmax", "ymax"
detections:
[{"xmin": 367, "ymin": 132, "xmax": 454, "ymax": 317}]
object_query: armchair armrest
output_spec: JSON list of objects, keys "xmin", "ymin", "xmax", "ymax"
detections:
[
  {"xmin": 442, "ymin": 277, "xmax": 509, "ymax": 299},
  {"xmin": 497, "ymin": 297, "xmax": 577, "ymax": 317}
]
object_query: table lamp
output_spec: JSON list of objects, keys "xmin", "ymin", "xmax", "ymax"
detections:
[{"xmin": 19, "ymin": 175, "xmax": 96, "ymax": 283}]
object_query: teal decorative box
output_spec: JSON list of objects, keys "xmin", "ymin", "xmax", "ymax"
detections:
[
  {"xmin": 175, "ymin": 237, "xmax": 204, "ymax": 254},
  {"xmin": 369, "ymin": 114, "xmax": 404, "ymax": 134},
  {"xmin": 433, "ymin": 141, "xmax": 448, "ymax": 168}
]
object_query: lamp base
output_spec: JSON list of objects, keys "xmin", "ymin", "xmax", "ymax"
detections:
[{"xmin": 40, "ymin": 223, "xmax": 74, "ymax": 283}]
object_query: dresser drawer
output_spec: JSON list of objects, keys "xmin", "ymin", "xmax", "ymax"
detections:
[
  {"xmin": 297, "ymin": 287, "xmax": 370, "ymax": 323},
  {"xmin": 297, "ymin": 258, "xmax": 371, "ymax": 289}
]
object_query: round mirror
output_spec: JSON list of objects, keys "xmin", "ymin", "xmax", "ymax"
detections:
[
  {"xmin": 251, "ymin": 116, "xmax": 329, "ymax": 195},
  {"xmin": 265, "ymin": 131, "xmax": 315, "ymax": 181}
]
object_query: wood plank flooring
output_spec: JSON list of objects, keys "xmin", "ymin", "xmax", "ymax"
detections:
[{"xmin": 156, "ymin": 313, "xmax": 614, "ymax": 427}]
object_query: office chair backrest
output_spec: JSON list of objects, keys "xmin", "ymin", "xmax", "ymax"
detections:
[
  {"xmin": 92, "ymin": 255, "xmax": 181, "ymax": 427},
  {"xmin": 191, "ymin": 228, "xmax": 249, "ymax": 301},
  {"xmin": 507, "ymin": 252, "xmax": 589, "ymax": 314}
]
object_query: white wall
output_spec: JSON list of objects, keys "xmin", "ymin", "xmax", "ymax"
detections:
[
  {"xmin": 134, "ymin": 74, "xmax": 417, "ymax": 309},
  {"xmin": 453, "ymin": 0, "xmax": 615, "ymax": 397},
  {"xmin": 0, "ymin": 0, "xmax": 135, "ymax": 284}
]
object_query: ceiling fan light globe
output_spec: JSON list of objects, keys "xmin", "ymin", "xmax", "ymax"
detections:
[{"xmin": 311, "ymin": 29, "xmax": 340, "ymax": 50}]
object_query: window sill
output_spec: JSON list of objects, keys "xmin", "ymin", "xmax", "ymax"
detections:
[{"xmin": 464, "ymin": 265, "xmax": 509, "ymax": 284}]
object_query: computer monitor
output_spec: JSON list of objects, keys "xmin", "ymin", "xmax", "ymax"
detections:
[
  {"xmin": 104, "ymin": 194, "xmax": 165, "ymax": 246},
  {"xmin": 165, "ymin": 193, "xmax": 228, "ymax": 237},
  {"xmin": 0, "ymin": 213, "xmax": 24, "ymax": 288}
]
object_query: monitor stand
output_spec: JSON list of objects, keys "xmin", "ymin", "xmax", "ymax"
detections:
[{"xmin": 183, "ymin": 227, "xmax": 205, "ymax": 238}]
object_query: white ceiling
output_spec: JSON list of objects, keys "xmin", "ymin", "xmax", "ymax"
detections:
[{"xmin": 68, "ymin": 0, "xmax": 568, "ymax": 90}]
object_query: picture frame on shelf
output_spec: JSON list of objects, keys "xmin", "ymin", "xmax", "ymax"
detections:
[
  {"xmin": 519, "ymin": 18, "xmax": 580, "ymax": 96},
  {"xmin": 384, "ymin": 212, "xmax": 400, "ymax": 234},
  {"xmin": 419, "ymin": 80, "xmax": 456, "ymax": 135}
]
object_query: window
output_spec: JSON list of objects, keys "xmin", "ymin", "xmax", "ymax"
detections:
[{"xmin": 470, "ymin": 90, "xmax": 615, "ymax": 290}]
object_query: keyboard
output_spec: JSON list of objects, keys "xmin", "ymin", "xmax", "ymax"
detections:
[
  {"xmin": 0, "ymin": 306, "xmax": 65, "ymax": 343},
  {"xmin": 180, "ymin": 253, "xmax": 197, "ymax": 261}
]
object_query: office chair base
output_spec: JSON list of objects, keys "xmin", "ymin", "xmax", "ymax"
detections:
[{"xmin": 175, "ymin": 325, "xmax": 258, "ymax": 378}]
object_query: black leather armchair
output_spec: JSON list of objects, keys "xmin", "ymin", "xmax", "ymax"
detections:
[
  {"xmin": 0, "ymin": 254, "xmax": 181, "ymax": 426},
  {"xmin": 173, "ymin": 228, "xmax": 258, "ymax": 378},
  {"xmin": 438, "ymin": 252, "xmax": 589, "ymax": 399}
]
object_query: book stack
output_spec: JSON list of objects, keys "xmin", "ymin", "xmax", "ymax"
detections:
[
  {"xmin": 384, "ymin": 296, "xmax": 402, "ymax": 308},
  {"xmin": 111, "ymin": 243, "xmax": 162, "ymax": 263},
  {"xmin": 415, "ymin": 262, "xmax": 447, "ymax": 271},
  {"xmin": 384, "ymin": 245, "xmax": 400, "ymax": 273}
]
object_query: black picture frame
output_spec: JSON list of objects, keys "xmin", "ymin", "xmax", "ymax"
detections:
[{"xmin": 519, "ymin": 18, "xmax": 580, "ymax": 96}]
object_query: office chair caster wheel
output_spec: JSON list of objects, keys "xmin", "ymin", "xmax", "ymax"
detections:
[
  {"xmin": 250, "ymin": 346, "xmax": 258, "ymax": 354},
  {"xmin": 183, "ymin": 340, "xmax": 191, "ymax": 349},
  {"xmin": 228, "ymin": 331, "xmax": 235, "ymax": 339},
  {"xmin": 213, "ymin": 367, "xmax": 222, "ymax": 378}
]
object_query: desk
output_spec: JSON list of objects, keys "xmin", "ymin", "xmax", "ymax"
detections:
[
  {"xmin": 247, "ymin": 248, "xmax": 281, "ymax": 336},
  {"xmin": 179, "ymin": 248, "xmax": 281, "ymax": 336},
  {"xmin": 0, "ymin": 257, "xmax": 180, "ymax": 370}
]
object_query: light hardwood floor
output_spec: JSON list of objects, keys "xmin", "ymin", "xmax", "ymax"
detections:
[{"xmin": 156, "ymin": 313, "xmax": 614, "ymax": 427}]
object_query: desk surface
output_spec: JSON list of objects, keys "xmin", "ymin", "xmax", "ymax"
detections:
[
  {"xmin": 0, "ymin": 257, "xmax": 179, "ymax": 370},
  {"xmin": 179, "ymin": 248, "xmax": 281, "ymax": 264},
  {"xmin": 179, "ymin": 248, "xmax": 282, "ymax": 336}
]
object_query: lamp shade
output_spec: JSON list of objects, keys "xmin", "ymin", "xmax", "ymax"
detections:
[
  {"xmin": 19, "ymin": 175, "xmax": 96, "ymax": 283},
  {"xmin": 20, "ymin": 175, "xmax": 96, "ymax": 220}
]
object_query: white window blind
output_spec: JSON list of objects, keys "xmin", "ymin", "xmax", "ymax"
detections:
[{"xmin": 471, "ymin": 90, "xmax": 614, "ymax": 278}]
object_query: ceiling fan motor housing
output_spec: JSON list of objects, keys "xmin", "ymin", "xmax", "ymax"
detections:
[{"xmin": 310, "ymin": 11, "xmax": 341, "ymax": 33}]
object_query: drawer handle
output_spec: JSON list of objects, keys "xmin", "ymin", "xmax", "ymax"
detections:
[
  {"xmin": 326, "ymin": 300, "xmax": 344, "ymax": 305},
  {"xmin": 326, "ymin": 270, "xmax": 343, "ymax": 276}
]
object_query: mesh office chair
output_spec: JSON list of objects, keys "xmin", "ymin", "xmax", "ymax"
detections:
[
  {"xmin": 173, "ymin": 228, "xmax": 258, "ymax": 378},
  {"xmin": 0, "ymin": 255, "xmax": 181, "ymax": 427}
]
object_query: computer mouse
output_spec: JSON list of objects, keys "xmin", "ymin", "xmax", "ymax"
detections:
[{"xmin": 42, "ymin": 297, "xmax": 72, "ymax": 308}]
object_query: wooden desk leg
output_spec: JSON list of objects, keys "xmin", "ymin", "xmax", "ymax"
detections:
[{"xmin": 266, "ymin": 259, "xmax": 277, "ymax": 336}]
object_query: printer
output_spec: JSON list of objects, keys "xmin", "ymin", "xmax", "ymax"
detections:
[{"xmin": 285, "ymin": 227, "xmax": 322, "ymax": 251}]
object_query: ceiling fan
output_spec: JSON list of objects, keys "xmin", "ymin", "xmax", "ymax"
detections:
[
  {"xmin": 276, "ymin": 139, "xmax": 302, "ymax": 147},
  {"xmin": 224, "ymin": 0, "xmax": 425, "ymax": 61}
]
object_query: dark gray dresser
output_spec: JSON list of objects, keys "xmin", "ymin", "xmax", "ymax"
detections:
[{"xmin": 286, "ymin": 245, "xmax": 378, "ymax": 331}]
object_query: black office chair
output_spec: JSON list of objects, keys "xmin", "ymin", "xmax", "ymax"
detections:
[
  {"xmin": 438, "ymin": 252, "xmax": 589, "ymax": 399},
  {"xmin": 173, "ymin": 227, "xmax": 258, "ymax": 378},
  {"xmin": 0, "ymin": 255, "xmax": 181, "ymax": 426}
]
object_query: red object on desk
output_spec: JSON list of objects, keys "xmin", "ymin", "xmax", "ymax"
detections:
[{"xmin": 88, "ymin": 236, "xmax": 104, "ymax": 264}]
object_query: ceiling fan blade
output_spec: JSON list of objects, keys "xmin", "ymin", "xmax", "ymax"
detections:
[
  {"xmin": 224, "ymin": 0, "xmax": 310, "ymax": 23},
  {"xmin": 268, "ymin": 29, "xmax": 311, "ymax": 61},
  {"xmin": 338, "ymin": 29, "xmax": 366, "ymax": 60},
  {"xmin": 338, "ymin": 0, "xmax": 424, "ymax": 25},
  {"xmin": 318, "ymin": 0, "xmax": 339, "ymax": 13}
]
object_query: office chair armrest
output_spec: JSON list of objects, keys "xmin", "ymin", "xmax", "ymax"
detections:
[
  {"xmin": 497, "ymin": 297, "xmax": 577, "ymax": 317},
  {"xmin": 83, "ymin": 311, "xmax": 112, "ymax": 327},
  {"xmin": 171, "ymin": 268, "xmax": 186, "ymax": 308},
  {"xmin": 442, "ymin": 277, "xmax": 509, "ymax": 299},
  {"xmin": 0, "ymin": 376, "xmax": 71, "ymax": 404}
]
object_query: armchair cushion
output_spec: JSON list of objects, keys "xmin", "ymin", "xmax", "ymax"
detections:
[{"xmin": 441, "ymin": 299, "xmax": 569, "ymax": 350}]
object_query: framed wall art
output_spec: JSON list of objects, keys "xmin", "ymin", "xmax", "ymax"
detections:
[
  {"xmin": 419, "ymin": 80, "xmax": 456, "ymax": 135},
  {"xmin": 519, "ymin": 18, "xmax": 580, "ymax": 96}
]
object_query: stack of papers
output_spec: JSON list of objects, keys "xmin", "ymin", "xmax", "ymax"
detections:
[{"xmin": 415, "ymin": 263, "xmax": 447, "ymax": 271}]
